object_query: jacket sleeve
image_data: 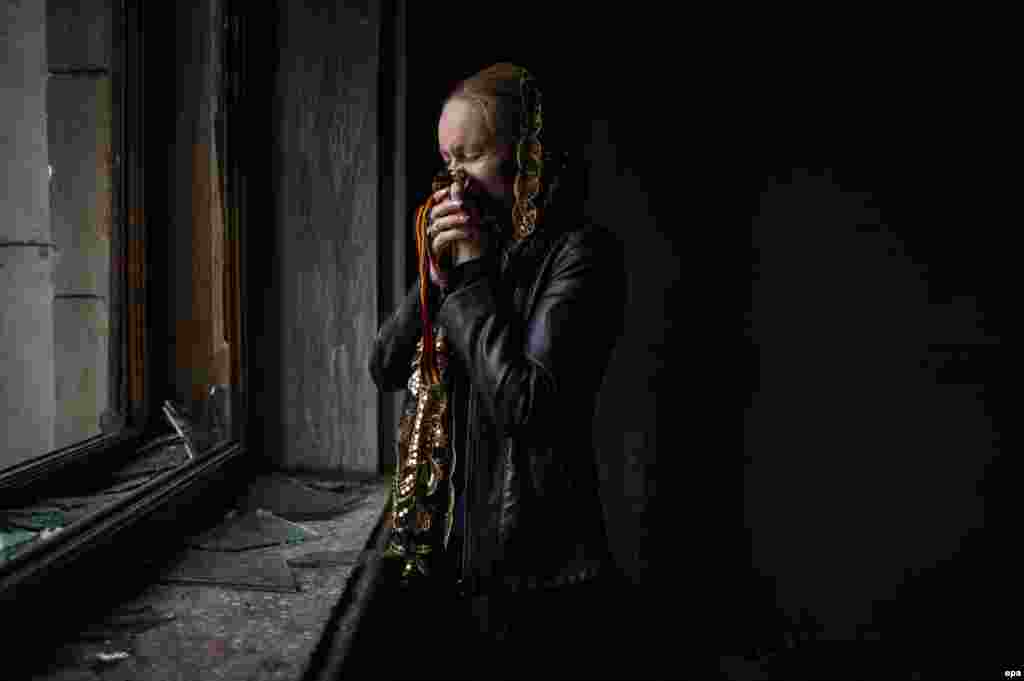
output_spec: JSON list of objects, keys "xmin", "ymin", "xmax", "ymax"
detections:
[
  {"xmin": 369, "ymin": 257, "xmax": 507, "ymax": 393},
  {"xmin": 438, "ymin": 226, "xmax": 627, "ymax": 437},
  {"xmin": 369, "ymin": 276, "xmax": 429, "ymax": 393}
]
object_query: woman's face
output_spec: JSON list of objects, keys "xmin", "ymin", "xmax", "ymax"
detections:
[{"xmin": 438, "ymin": 97, "xmax": 515, "ymax": 212}]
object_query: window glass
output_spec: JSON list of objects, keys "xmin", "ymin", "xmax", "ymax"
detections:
[{"xmin": 47, "ymin": 0, "xmax": 118, "ymax": 453}]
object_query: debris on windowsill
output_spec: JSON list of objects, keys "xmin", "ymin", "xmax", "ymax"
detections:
[
  {"xmin": 0, "ymin": 527, "xmax": 39, "ymax": 562},
  {"xmin": 78, "ymin": 605, "xmax": 177, "ymax": 640},
  {"xmin": 111, "ymin": 434, "xmax": 191, "ymax": 480},
  {"xmin": 238, "ymin": 474, "xmax": 370, "ymax": 521},
  {"xmin": 40, "ymin": 525, "xmax": 64, "ymax": 540},
  {"xmin": 286, "ymin": 549, "xmax": 365, "ymax": 568},
  {"xmin": 162, "ymin": 401, "xmax": 198, "ymax": 461},
  {"xmin": 162, "ymin": 388, "xmax": 231, "ymax": 461},
  {"xmin": 1, "ymin": 508, "xmax": 66, "ymax": 531},
  {"xmin": 284, "ymin": 475, "xmax": 349, "ymax": 493},
  {"xmin": 25, "ymin": 481, "xmax": 393, "ymax": 681},
  {"xmin": 185, "ymin": 508, "xmax": 320, "ymax": 552},
  {"xmin": 159, "ymin": 547, "xmax": 299, "ymax": 592}
]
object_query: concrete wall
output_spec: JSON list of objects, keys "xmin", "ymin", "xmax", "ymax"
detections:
[
  {"xmin": 1, "ymin": 0, "xmax": 56, "ymax": 467},
  {"xmin": 267, "ymin": 0, "xmax": 380, "ymax": 473},
  {"xmin": 48, "ymin": 0, "xmax": 113, "ymax": 449}
]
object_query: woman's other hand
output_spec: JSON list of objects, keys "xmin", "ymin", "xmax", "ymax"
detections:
[{"xmin": 428, "ymin": 179, "xmax": 491, "ymax": 267}]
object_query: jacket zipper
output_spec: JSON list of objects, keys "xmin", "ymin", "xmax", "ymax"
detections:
[{"xmin": 460, "ymin": 386, "xmax": 473, "ymax": 587}]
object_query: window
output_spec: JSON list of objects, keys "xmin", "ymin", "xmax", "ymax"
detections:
[
  {"xmin": 1, "ymin": 0, "xmax": 147, "ymax": 562},
  {"xmin": 0, "ymin": 0, "xmax": 124, "ymax": 474},
  {"xmin": 1, "ymin": 0, "xmax": 248, "ymax": 578}
]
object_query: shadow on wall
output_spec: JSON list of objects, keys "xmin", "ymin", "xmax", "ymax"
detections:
[
  {"xmin": 746, "ymin": 168, "xmax": 998, "ymax": 640},
  {"xmin": 587, "ymin": 117, "xmax": 671, "ymax": 588}
]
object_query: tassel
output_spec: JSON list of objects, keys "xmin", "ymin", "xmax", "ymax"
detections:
[
  {"xmin": 415, "ymin": 197, "xmax": 441, "ymax": 385},
  {"xmin": 416, "ymin": 168, "xmax": 457, "ymax": 386}
]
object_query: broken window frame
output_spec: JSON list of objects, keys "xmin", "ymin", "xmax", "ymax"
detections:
[{"xmin": 1, "ymin": 0, "xmax": 251, "ymax": 602}]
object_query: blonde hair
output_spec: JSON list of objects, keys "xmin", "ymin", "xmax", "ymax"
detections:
[{"xmin": 445, "ymin": 62, "xmax": 526, "ymax": 149}]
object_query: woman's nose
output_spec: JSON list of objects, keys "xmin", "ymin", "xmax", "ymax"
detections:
[{"xmin": 456, "ymin": 171, "xmax": 476, "ymax": 195}]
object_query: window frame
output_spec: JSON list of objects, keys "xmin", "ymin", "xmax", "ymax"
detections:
[{"xmin": 0, "ymin": 0, "xmax": 250, "ymax": 598}]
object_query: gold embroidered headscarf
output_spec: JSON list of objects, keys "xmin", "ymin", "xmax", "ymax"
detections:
[{"xmin": 384, "ymin": 65, "xmax": 570, "ymax": 586}]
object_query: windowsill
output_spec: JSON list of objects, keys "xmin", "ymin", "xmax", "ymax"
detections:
[
  {"xmin": 29, "ymin": 475, "xmax": 391, "ymax": 681},
  {"xmin": 1, "ymin": 433, "xmax": 232, "ymax": 579}
]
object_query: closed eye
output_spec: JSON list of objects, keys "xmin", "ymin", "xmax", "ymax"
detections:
[{"xmin": 440, "ymin": 149, "xmax": 485, "ymax": 162}]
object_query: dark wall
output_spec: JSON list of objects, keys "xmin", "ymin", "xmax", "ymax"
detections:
[
  {"xmin": 748, "ymin": 168, "xmax": 1000, "ymax": 636},
  {"xmin": 732, "ymin": 56, "xmax": 1014, "ymax": 656}
]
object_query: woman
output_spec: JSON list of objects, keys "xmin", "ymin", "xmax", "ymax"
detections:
[{"xmin": 369, "ymin": 63, "xmax": 627, "ymax": 680}]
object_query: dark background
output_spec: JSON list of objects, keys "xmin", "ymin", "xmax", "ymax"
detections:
[
  {"xmin": 402, "ymin": 10, "xmax": 1018, "ymax": 670},
  {"xmin": 705, "ymin": 43, "xmax": 1015, "ymax": 674}
]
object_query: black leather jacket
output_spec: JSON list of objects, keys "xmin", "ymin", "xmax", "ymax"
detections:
[{"xmin": 370, "ymin": 213, "xmax": 626, "ymax": 597}]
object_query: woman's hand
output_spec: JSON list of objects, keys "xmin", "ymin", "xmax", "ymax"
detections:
[{"xmin": 427, "ymin": 179, "xmax": 491, "ymax": 268}]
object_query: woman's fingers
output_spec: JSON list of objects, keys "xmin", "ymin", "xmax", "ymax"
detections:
[
  {"xmin": 427, "ymin": 183, "xmax": 482, "ymax": 261},
  {"xmin": 429, "ymin": 211, "xmax": 468, "ymax": 236},
  {"xmin": 432, "ymin": 226, "xmax": 475, "ymax": 258},
  {"xmin": 429, "ymin": 195, "xmax": 481, "ymax": 232},
  {"xmin": 430, "ymin": 197, "xmax": 464, "ymax": 222}
]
